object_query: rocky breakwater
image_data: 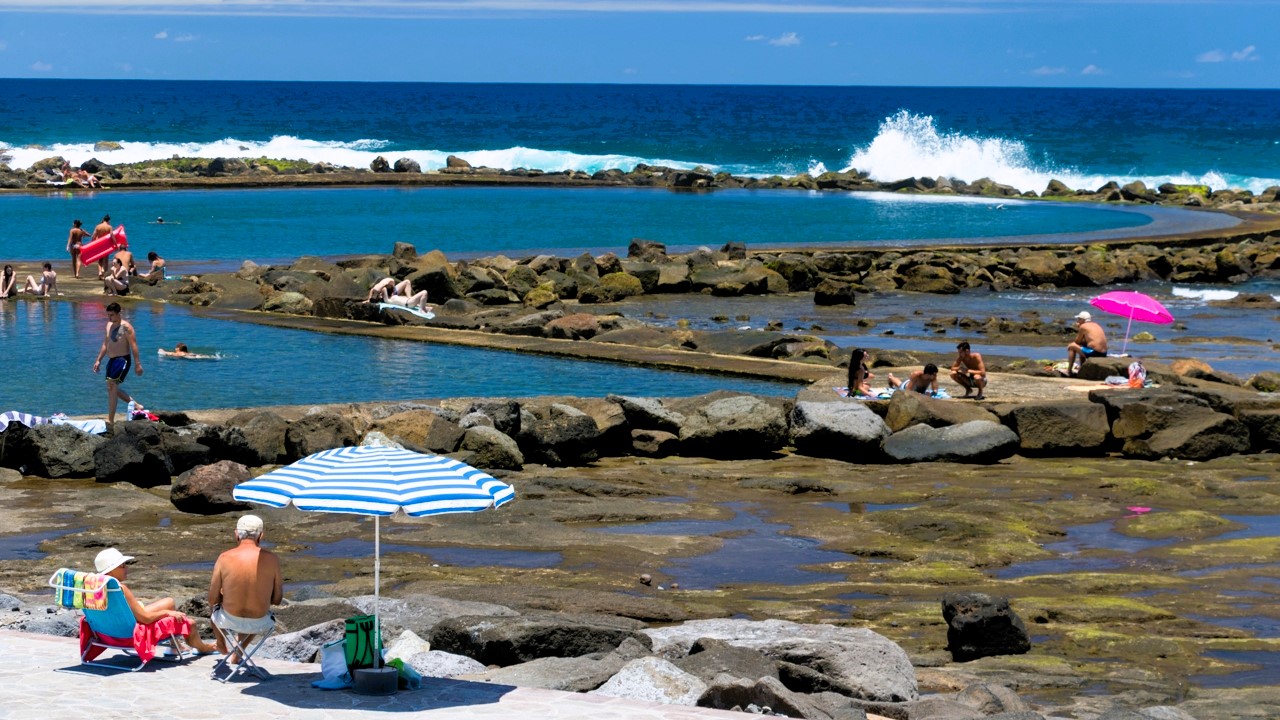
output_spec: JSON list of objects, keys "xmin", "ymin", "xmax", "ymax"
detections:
[
  {"xmin": 6, "ymin": 150, "xmax": 1280, "ymax": 213},
  {"xmin": 3, "ymin": 368, "xmax": 1276, "ymax": 494}
]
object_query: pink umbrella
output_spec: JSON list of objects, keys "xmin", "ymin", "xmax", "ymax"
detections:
[{"xmin": 1090, "ymin": 290, "xmax": 1175, "ymax": 355}]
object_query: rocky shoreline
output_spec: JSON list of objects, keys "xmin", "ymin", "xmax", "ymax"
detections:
[{"xmin": 6, "ymin": 152, "xmax": 1280, "ymax": 214}]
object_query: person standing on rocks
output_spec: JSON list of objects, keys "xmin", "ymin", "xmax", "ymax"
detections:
[
  {"xmin": 92, "ymin": 301, "xmax": 144, "ymax": 425},
  {"xmin": 67, "ymin": 219, "xmax": 89, "ymax": 278},
  {"xmin": 1067, "ymin": 311, "xmax": 1108, "ymax": 376},
  {"xmin": 950, "ymin": 341, "xmax": 987, "ymax": 400}
]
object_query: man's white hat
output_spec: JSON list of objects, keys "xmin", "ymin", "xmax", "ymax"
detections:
[
  {"xmin": 94, "ymin": 547, "xmax": 134, "ymax": 574},
  {"xmin": 1075, "ymin": 311, "xmax": 1092, "ymax": 321},
  {"xmin": 237, "ymin": 514, "xmax": 264, "ymax": 535}
]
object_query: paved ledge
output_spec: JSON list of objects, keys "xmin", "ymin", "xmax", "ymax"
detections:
[{"xmin": 0, "ymin": 630, "xmax": 774, "ymax": 720}]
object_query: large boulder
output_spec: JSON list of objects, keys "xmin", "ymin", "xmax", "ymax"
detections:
[
  {"xmin": 170, "ymin": 460, "xmax": 253, "ymax": 514},
  {"xmin": 185, "ymin": 423, "xmax": 267, "ymax": 467},
  {"xmin": 457, "ymin": 426, "xmax": 524, "ymax": 471},
  {"xmin": 698, "ymin": 675, "xmax": 849, "ymax": 719},
  {"xmin": 578, "ymin": 272, "xmax": 644, "ymax": 304},
  {"xmin": 995, "ymin": 401, "xmax": 1110, "ymax": 455},
  {"xmin": 1, "ymin": 424, "xmax": 104, "ymax": 478},
  {"xmin": 674, "ymin": 637, "xmax": 780, "ymax": 684},
  {"xmin": 1102, "ymin": 390, "xmax": 1250, "ymax": 460},
  {"xmin": 429, "ymin": 613, "xmax": 652, "ymax": 667},
  {"xmin": 789, "ymin": 401, "xmax": 891, "ymax": 462},
  {"xmin": 644, "ymin": 618, "xmax": 918, "ymax": 703},
  {"xmin": 1240, "ymin": 410, "xmax": 1280, "ymax": 453},
  {"xmin": 225, "ymin": 410, "xmax": 289, "ymax": 465},
  {"xmin": 467, "ymin": 637, "xmax": 650, "ymax": 692},
  {"xmin": 258, "ymin": 618, "xmax": 345, "ymax": 663},
  {"xmin": 591, "ymin": 657, "xmax": 707, "ymax": 706},
  {"xmin": 93, "ymin": 422, "xmax": 173, "ymax": 486},
  {"xmin": 284, "ymin": 412, "xmax": 358, "ymax": 460},
  {"xmin": 882, "ymin": 421, "xmax": 1019, "ymax": 463},
  {"xmin": 884, "ymin": 391, "xmax": 1000, "ymax": 432},
  {"xmin": 608, "ymin": 395, "xmax": 685, "ymax": 434},
  {"xmin": 674, "ymin": 394, "xmax": 789, "ymax": 459},
  {"xmin": 404, "ymin": 250, "xmax": 463, "ymax": 301},
  {"xmin": 372, "ymin": 409, "xmax": 465, "ymax": 453},
  {"xmin": 942, "ymin": 592, "xmax": 1031, "ymax": 662},
  {"xmin": 464, "ymin": 400, "xmax": 522, "ymax": 437},
  {"xmin": 517, "ymin": 403, "xmax": 601, "ymax": 466}
]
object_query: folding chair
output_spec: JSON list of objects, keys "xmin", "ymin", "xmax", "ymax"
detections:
[
  {"xmin": 47, "ymin": 568, "xmax": 190, "ymax": 672},
  {"xmin": 210, "ymin": 605, "xmax": 277, "ymax": 681}
]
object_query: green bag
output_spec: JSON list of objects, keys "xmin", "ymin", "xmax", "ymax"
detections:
[{"xmin": 344, "ymin": 614, "xmax": 382, "ymax": 671}]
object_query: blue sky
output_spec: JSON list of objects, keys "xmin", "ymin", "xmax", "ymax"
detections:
[{"xmin": 0, "ymin": 1, "xmax": 1274, "ymax": 87}]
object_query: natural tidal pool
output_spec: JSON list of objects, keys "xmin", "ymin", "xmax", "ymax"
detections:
[
  {"xmin": 594, "ymin": 502, "xmax": 848, "ymax": 590},
  {"xmin": 4, "ymin": 187, "xmax": 1192, "ymax": 266},
  {"xmin": 0, "ymin": 301, "xmax": 797, "ymax": 416}
]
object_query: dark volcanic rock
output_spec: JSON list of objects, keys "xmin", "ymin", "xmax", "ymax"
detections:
[
  {"xmin": 674, "ymin": 394, "xmax": 789, "ymax": 459},
  {"xmin": 428, "ymin": 613, "xmax": 652, "ymax": 667},
  {"xmin": 93, "ymin": 422, "xmax": 174, "ymax": 486},
  {"xmin": 789, "ymin": 400, "xmax": 891, "ymax": 462},
  {"xmin": 942, "ymin": 592, "xmax": 1031, "ymax": 662},
  {"xmin": 170, "ymin": 460, "xmax": 253, "ymax": 514},
  {"xmin": 882, "ymin": 421, "xmax": 1019, "ymax": 464},
  {"xmin": 1, "ymin": 423, "xmax": 103, "ymax": 478},
  {"xmin": 284, "ymin": 412, "xmax": 358, "ymax": 460}
]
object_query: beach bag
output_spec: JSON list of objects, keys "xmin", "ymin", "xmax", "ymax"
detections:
[
  {"xmin": 344, "ymin": 614, "xmax": 382, "ymax": 671},
  {"xmin": 1128, "ymin": 360, "xmax": 1147, "ymax": 389},
  {"xmin": 320, "ymin": 639, "xmax": 346, "ymax": 680}
]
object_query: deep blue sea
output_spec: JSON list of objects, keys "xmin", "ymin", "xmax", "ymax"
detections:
[{"xmin": 3, "ymin": 80, "xmax": 1279, "ymax": 193}]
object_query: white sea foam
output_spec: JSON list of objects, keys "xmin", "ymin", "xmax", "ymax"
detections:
[
  {"xmin": 1, "ymin": 136, "xmax": 708, "ymax": 176},
  {"xmin": 1172, "ymin": 287, "xmax": 1240, "ymax": 301},
  {"xmin": 843, "ymin": 110, "xmax": 1280, "ymax": 195}
]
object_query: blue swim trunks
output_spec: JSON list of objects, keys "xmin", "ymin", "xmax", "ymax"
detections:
[
  {"xmin": 105, "ymin": 355, "xmax": 131, "ymax": 383},
  {"xmin": 1081, "ymin": 347, "xmax": 1107, "ymax": 358}
]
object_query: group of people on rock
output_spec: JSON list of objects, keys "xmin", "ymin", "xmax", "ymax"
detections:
[
  {"xmin": 364, "ymin": 276, "xmax": 434, "ymax": 314},
  {"xmin": 86, "ymin": 514, "xmax": 283, "ymax": 662},
  {"xmin": 846, "ymin": 311, "xmax": 1109, "ymax": 400},
  {"xmin": 62, "ymin": 215, "xmax": 167, "ymax": 295}
]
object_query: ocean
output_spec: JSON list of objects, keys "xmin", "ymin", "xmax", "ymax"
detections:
[{"xmin": 4, "ymin": 80, "xmax": 1280, "ymax": 193}]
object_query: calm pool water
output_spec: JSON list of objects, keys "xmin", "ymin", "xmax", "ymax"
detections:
[
  {"xmin": 0, "ymin": 300, "xmax": 795, "ymax": 417},
  {"xmin": 3, "ymin": 186, "xmax": 1180, "ymax": 267}
]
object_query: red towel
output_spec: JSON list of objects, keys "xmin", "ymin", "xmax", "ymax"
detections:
[{"xmin": 80, "ymin": 615, "xmax": 191, "ymax": 664}]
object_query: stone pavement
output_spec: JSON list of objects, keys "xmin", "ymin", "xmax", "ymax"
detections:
[{"xmin": 0, "ymin": 630, "xmax": 755, "ymax": 720}]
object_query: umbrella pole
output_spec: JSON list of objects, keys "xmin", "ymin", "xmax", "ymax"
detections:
[
  {"xmin": 374, "ymin": 514, "xmax": 381, "ymax": 669},
  {"xmin": 1123, "ymin": 311, "xmax": 1135, "ymax": 356}
]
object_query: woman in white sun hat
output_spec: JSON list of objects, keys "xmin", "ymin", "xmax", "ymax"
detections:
[{"xmin": 94, "ymin": 547, "xmax": 219, "ymax": 655}]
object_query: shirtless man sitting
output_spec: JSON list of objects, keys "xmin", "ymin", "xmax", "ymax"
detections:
[
  {"xmin": 950, "ymin": 341, "xmax": 988, "ymax": 400},
  {"xmin": 208, "ymin": 515, "xmax": 283, "ymax": 663},
  {"xmin": 1067, "ymin": 311, "xmax": 1108, "ymax": 376},
  {"xmin": 23, "ymin": 263, "xmax": 57, "ymax": 296}
]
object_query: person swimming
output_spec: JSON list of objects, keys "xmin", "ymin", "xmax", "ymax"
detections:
[{"xmin": 157, "ymin": 342, "xmax": 216, "ymax": 360}]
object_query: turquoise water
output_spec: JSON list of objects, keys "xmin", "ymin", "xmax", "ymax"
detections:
[
  {"xmin": 0, "ymin": 301, "xmax": 795, "ymax": 417},
  {"xmin": 4, "ymin": 187, "xmax": 1160, "ymax": 267}
]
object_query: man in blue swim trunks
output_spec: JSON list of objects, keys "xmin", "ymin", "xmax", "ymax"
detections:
[
  {"xmin": 92, "ymin": 302, "xmax": 144, "ymax": 425},
  {"xmin": 1067, "ymin": 311, "xmax": 1108, "ymax": 376}
]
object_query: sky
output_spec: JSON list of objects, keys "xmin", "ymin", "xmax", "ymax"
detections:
[{"xmin": 0, "ymin": 1, "xmax": 1275, "ymax": 87}]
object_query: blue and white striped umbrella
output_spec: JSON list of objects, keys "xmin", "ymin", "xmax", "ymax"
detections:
[
  {"xmin": 232, "ymin": 445, "xmax": 515, "ymax": 516},
  {"xmin": 232, "ymin": 444, "xmax": 515, "ymax": 669}
]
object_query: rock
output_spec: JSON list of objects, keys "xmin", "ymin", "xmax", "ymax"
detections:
[
  {"xmin": 942, "ymin": 592, "xmax": 1031, "ymax": 662},
  {"xmin": 405, "ymin": 649, "xmax": 487, "ymax": 678},
  {"xmin": 93, "ymin": 422, "xmax": 174, "ymax": 486},
  {"xmin": 1248, "ymin": 371, "xmax": 1280, "ymax": 392},
  {"xmin": 457, "ymin": 426, "xmax": 524, "ymax": 471},
  {"xmin": 429, "ymin": 613, "xmax": 652, "ymax": 667},
  {"xmin": 1, "ymin": 423, "xmax": 104, "ymax": 478},
  {"xmin": 393, "ymin": 157, "xmax": 421, "ymax": 173},
  {"xmin": 882, "ymin": 421, "xmax": 1019, "ymax": 463},
  {"xmin": 644, "ymin": 618, "xmax": 918, "ymax": 703},
  {"xmin": 607, "ymin": 395, "xmax": 686, "ymax": 434},
  {"xmin": 628, "ymin": 239, "xmax": 667, "ymax": 261},
  {"xmin": 1103, "ymin": 390, "xmax": 1249, "ymax": 460},
  {"xmin": 271, "ymin": 599, "xmax": 363, "ymax": 634},
  {"xmin": 260, "ymin": 290, "xmax": 313, "ymax": 315},
  {"xmin": 955, "ymin": 683, "xmax": 1031, "ymax": 714},
  {"xmin": 346, "ymin": 593, "xmax": 518, "ymax": 638},
  {"xmin": 789, "ymin": 401, "xmax": 891, "ymax": 462},
  {"xmin": 517, "ymin": 403, "xmax": 601, "ymax": 466},
  {"xmin": 370, "ymin": 155, "xmax": 391, "ymax": 173},
  {"xmin": 698, "ymin": 674, "xmax": 846, "ymax": 719},
  {"xmin": 675, "ymin": 394, "xmax": 789, "ymax": 459},
  {"xmin": 384, "ymin": 629, "xmax": 431, "ymax": 661},
  {"xmin": 445, "ymin": 154, "xmax": 471, "ymax": 169},
  {"xmin": 631, "ymin": 429, "xmax": 679, "ymax": 457},
  {"xmin": 392, "ymin": 242, "xmax": 418, "ymax": 261},
  {"xmin": 996, "ymin": 401, "xmax": 1109, "ymax": 455},
  {"xmin": 372, "ymin": 409, "xmax": 465, "ymax": 453},
  {"xmin": 578, "ymin": 272, "xmax": 644, "ymax": 303},
  {"xmin": 592, "ymin": 657, "xmax": 707, "ymax": 706},
  {"xmin": 170, "ymin": 460, "xmax": 253, "ymax": 514},
  {"xmin": 885, "ymin": 391, "xmax": 1000, "ymax": 432},
  {"xmin": 674, "ymin": 637, "xmax": 780, "ymax": 684},
  {"xmin": 545, "ymin": 313, "xmax": 602, "ymax": 340},
  {"xmin": 463, "ymin": 400, "xmax": 522, "ymax": 437},
  {"xmin": 284, "ymin": 412, "xmax": 358, "ymax": 460},
  {"xmin": 1240, "ymin": 410, "xmax": 1280, "ymax": 453},
  {"xmin": 93, "ymin": 141, "xmax": 123, "ymax": 152},
  {"xmin": 258, "ymin": 618, "xmax": 345, "ymax": 663},
  {"xmin": 226, "ymin": 410, "xmax": 289, "ymax": 465},
  {"xmin": 468, "ymin": 637, "xmax": 651, "ymax": 692}
]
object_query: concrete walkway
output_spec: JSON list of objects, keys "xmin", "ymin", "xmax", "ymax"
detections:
[{"xmin": 0, "ymin": 630, "xmax": 753, "ymax": 720}]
